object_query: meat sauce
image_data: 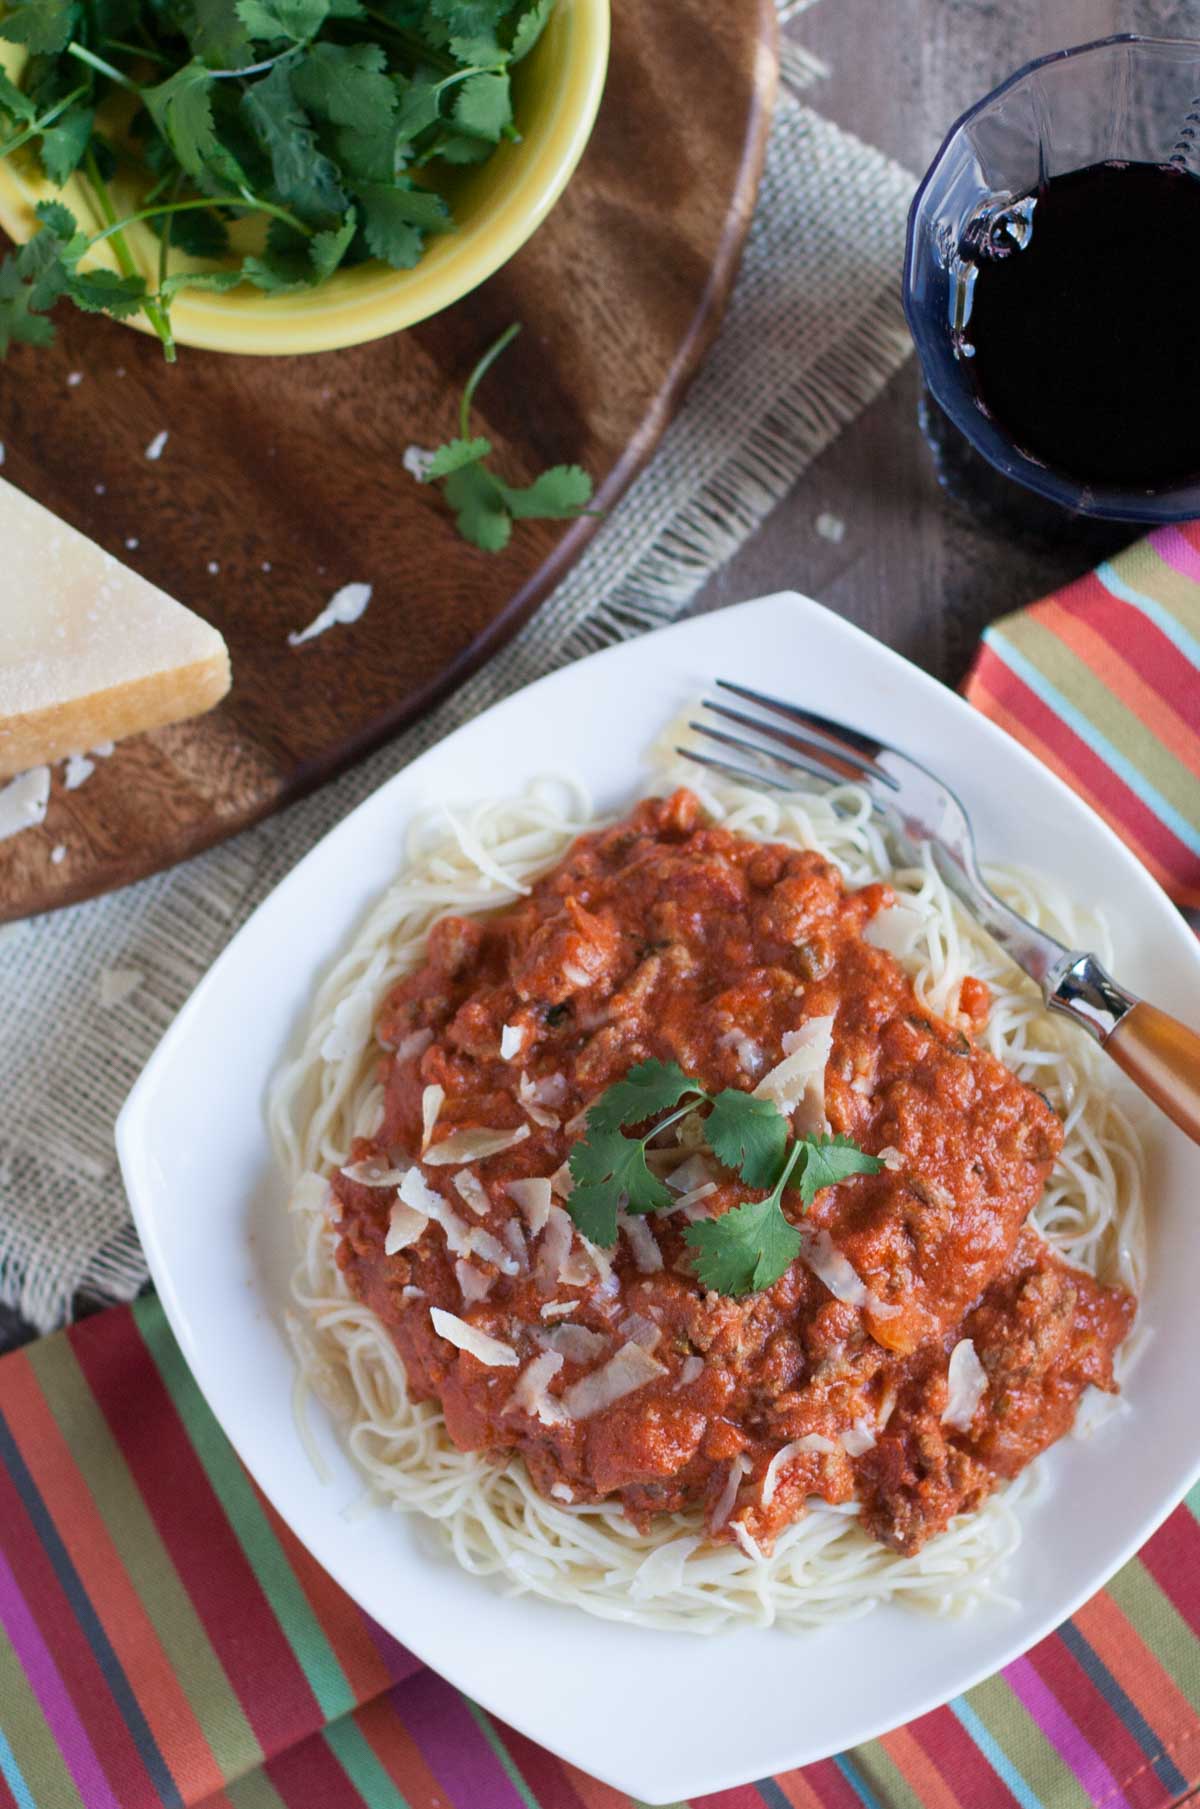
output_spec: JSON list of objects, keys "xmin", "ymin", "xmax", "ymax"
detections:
[{"xmin": 333, "ymin": 792, "xmax": 1134, "ymax": 1554}]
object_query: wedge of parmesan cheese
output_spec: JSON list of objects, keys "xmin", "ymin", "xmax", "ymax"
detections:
[{"xmin": 0, "ymin": 478, "xmax": 230, "ymax": 777}]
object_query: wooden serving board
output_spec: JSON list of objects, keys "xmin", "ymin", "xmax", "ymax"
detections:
[{"xmin": 0, "ymin": 0, "xmax": 777, "ymax": 922}]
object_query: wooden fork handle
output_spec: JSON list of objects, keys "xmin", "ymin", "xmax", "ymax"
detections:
[{"xmin": 1106, "ymin": 1002, "xmax": 1200, "ymax": 1145}]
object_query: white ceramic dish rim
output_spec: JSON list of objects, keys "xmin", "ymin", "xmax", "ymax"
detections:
[{"xmin": 116, "ymin": 593, "xmax": 1200, "ymax": 1803}]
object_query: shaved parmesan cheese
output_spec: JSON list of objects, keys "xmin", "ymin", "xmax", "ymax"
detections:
[
  {"xmin": 550, "ymin": 1482, "xmax": 574, "ymax": 1502},
  {"xmin": 549, "ymin": 1161, "xmax": 573, "ymax": 1198},
  {"xmin": 455, "ymin": 1260, "xmax": 492, "ymax": 1304},
  {"xmin": 718, "ymin": 1027, "xmax": 763, "ymax": 1076},
  {"xmin": 420, "ymin": 1084, "xmax": 445, "ymax": 1151},
  {"xmin": 500, "ymin": 1023, "xmax": 526, "ymax": 1060},
  {"xmin": 399, "ymin": 1167, "xmax": 520, "ymax": 1272},
  {"xmin": 841, "ymin": 1420, "xmax": 876, "ymax": 1457},
  {"xmin": 536, "ymin": 1205, "xmax": 575, "ymax": 1292},
  {"xmin": 667, "ymin": 1153, "xmax": 717, "ymax": 1195},
  {"xmin": 675, "ymin": 1181, "xmax": 718, "ymax": 1218},
  {"xmin": 506, "ymin": 1177, "xmax": 551, "ymax": 1234},
  {"xmin": 385, "ymin": 1198, "xmax": 428, "ymax": 1255},
  {"xmin": 342, "ymin": 1159, "xmax": 408, "ymax": 1187},
  {"xmin": 393, "ymin": 1027, "xmax": 433, "ymax": 1061},
  {"xmin": 510, "ymin": 1350, "xmax": 565, "ymax": 1424},
  {"xmin": 401, "ymin": 1285, "xmax": 424, "ymax": 1302},
  {"xmin": 619, "ymin": 1312, "xmax": 661, "ymax": 1351},
  {"xmin": 452, "ymin": 1169, "xmax": 491, "ymax": 1217},
  {"xmin": 877, "ymin": 1145, "xmax": 905, "ymax": 1172},
  {"xmin": 760, "ymin": 1436, "xmax": 836, "ymax": 1506},
  {"xmin": 864, "ymin": 904, "xmax": 926, "ymax": 959},
  {"xmin": 518, "ymin": 1072, "xmax": 560, "ymax": 1129},
  {"xmin": 562, "ymin": 962, "xmax": 592, "ymax": 989},
  {"xmin": 619, "ymin": 1211, "xmax": 663, "ymax": 1273},
  {"xmin": 755, "ymin": 1014, "xmax": 834, "ymax": 1135},
  {"xmin": 677, "ymin": 1355, "xmax": 704, "ymax": 1387},
  {"xmin": 942, "ymin": 1339, "xmax": 988, "ymax": 1431},
  {"xmin": 0, "ymin": 766, "xmax": 50, "ymax": 840},
  {"xmin": 502, "ymin": 1218, "xmax": 529, "ymax": 1271},
  {"xmin": 561, "ymin": 1343, "xmax": 665, "ymax": 1419},
  {"xmin": 288, "ymin": 581, "xmax": 373, "ymax": 647},
  {"xmin": 530, "ymin": 1072, "xmax": 567, "ymax": 1106},
  {"xmin": 468, "ymin": 1227, "xmax": 520, "ymax": 1275},
  {"xmin": 629, "ymin": 1536, "xmax": 702, "ymax": 1601},
  {"xmin": 802, "ymin": 1228, "xmax": 900, "ymax": 1319},
  {"xmin": 538, "ymin": 1323, "xmax": 609, "ymax": 1363},
  {"xmin": 424, "ymin": 1124, "xmax": 530, "ymax": 1166},
  {"xmin": 712, "ymin": 1454, "xmax": 750, "ymax": 1530},
  {"xmin": 540, "ymin": 1301, "xmax": 577, "ymax": 1320},
  {"xmin": 731, "ymin": 1522, "xmax": 764, "ymax": 1561},
  {"xmin": 429, "ymin": 1307, "xmax": 517, "ymax": 1367}
]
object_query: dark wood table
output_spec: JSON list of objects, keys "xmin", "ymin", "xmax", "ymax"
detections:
[{"xmin": 0, "ymin": 0, "xmax": 1180, "ymax": 1355}]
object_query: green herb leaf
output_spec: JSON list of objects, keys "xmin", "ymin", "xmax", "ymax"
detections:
[
  {"xmin": 795, "ymin": 1134, "xmax": 884, "ymax": 1208},
  {"xmin": 509, "ymin": 0, "xmax": 553, "ymax": 60},
  {"xmin": 453, "ymin": 69, "xmax": 510, "ymax": 140},
  {"xmin": 151, "ymin": 205, "xmax": 231, "ymax": 257},
  {"xmin": 500, "ymin": 463, "xmax": 592, "ymax": 520},
  {"xmin": 587, "ymin": 1058, "xmax": 701, "ymax": 1136},
  {"xmin": 704, "ymin": 1090, "xmax": 789, "ymax": 1188},
  {"xmin": 394, "ymin": 78, "xmax": 442, "ymax": 144},
  {"xmin": 187, "ymin": 0, "xmax": 254, "ymax": 68},
  {"xmin": 0, "ymin": 253, "xmax": 55, "ymax": 355},
  {"xmin": 38, "ymin": 103, "xmax": 94, "ymax": 185},
  {"xmin": 430, "ymin": 0, "xmax": 509, "ymax": 37},
  {"xmin": 567, "ymin": 1124, "xmax": 674, "ymax": 1248},
  {"xmin": 423, "ymin": 435, "xmax": 491, "ymax": 479},
  {"xmin": 358, "ymin": 179, "xmax": 448, "ymax": 266},
  {"xmin": 309, "ymin": 207, "xmax": 356, "ymax": 279},
  {"xmin": 0, "ymin": 69, "xmax": 36, "ymax": 125},
  {"xmin": 290, "ymin": 40, "xmax": 395, "ymax": 126},
  {"xmin": 144, "ymin": 60, "xmax": 248, "ymax": 191},
  {"xmin": 241, "ymin": 61, "xmax": 347, "ymax": 222},
  {"xmin": 685, "ymin": 1195, "xmax": 805, "ymax": 1297},
  {"xmin": 442, "ymin": 461, "xmax": 511, "ymax": 550},
  {"xmin": 240, "ymin": 218, "xmax": 313, "ymax": 289},
  {"xmin": 62, "ymin": 266, "xmax": 148, "ymax": 318},
  {"xmin": 158, "ymin": 266, "xmax": 243, "ymax": 301},
  {"xmin": 235, "ymin": 0, "xmax": 329, "ymax": 41},
  {"xmin": 0, "ymin": 0, "xmax": 79, "ymax": 54}
]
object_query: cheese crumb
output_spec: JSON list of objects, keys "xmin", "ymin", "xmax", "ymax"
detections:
[
  {"xmin": 50, "ymin": 844, "xmax": 66, "ymax": 864},
  {"xmin": 125, "ymin": 536, "xmax": 139, "ymax": 550},
  {"xmin": 94, "ymin": 482, "xmax": 106, "ymax": 495},
  {"xmin": 207, "ymin": 560, "xmax": 219, "ymax": 575},
  {"xmin": 67, "ymin": 371, "xmax": 83, "ymax": 388},
  {"xmin": 91, "ymin": 742, "xmax": 114, "ymax": 758},
  {"xmin": 816, "ymin": 512, "xmax": 846, "ymax": 544},
  {"xmin": 403, "ymin": 444, "xmax": 435, "ymax": 482},
  {"xmin": 0, "ymin": 443, "xmax": 5, "ymax": 465},
  {"xmin": 0, "ymin": 768, "xmax": 51, "ymax": 841},
  {"xmin": 145, "ymin": 430, "xmax": 169, "ymax": 462},
  {"xmin": 288, "ymin": 582, "xmax": 373, "ymax": 647},
  {"xmin": 63, "ymin": 753, "xmax": 95, "ymax": 790}
]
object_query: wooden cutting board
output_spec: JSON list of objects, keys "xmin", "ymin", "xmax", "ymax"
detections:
[{"xmin": 0, "ymin": 0, "xmax": 777, "ymax": 922}]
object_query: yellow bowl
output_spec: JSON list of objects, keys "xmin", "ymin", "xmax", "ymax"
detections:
[{"xmin": 0, "ymin": 0, "xmax": 609, "ymax": 355}]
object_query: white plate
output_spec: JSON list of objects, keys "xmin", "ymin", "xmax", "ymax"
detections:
[{"xmin": 117, "ymin": 593, "xmax": 1200, "ymax": 1804}]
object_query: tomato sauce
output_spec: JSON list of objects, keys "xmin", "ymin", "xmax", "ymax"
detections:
[{"xmin": 333, "ymin": 793, "xmax": 1134, "ymax": 1554}]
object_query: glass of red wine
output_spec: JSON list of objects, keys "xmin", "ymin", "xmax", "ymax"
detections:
[{"xmin": 905, "ymin": 34, "xmax": 1200, "ymax": 521}]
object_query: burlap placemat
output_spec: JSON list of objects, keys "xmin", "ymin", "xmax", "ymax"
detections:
[{"xmin": 0, "ymin": 34, "xmax": 916, "ymax": 1329}]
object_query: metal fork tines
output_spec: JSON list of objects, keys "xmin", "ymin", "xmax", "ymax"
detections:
[{"xmin": 681, "ymin": 680, "xmax": 898, "ymax": 797}]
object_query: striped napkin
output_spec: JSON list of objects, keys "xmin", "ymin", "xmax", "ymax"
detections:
[{"xmin": 1, "ymin": 543, "xmax": 1199, "ymax": 1809}]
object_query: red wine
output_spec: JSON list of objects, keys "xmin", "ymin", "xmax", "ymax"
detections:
[{"xmin": 961, "ymin": 160, "xmax": 1200, "ymax": 491}]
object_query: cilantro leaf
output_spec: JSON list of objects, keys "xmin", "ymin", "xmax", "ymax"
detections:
[
  {"xmin": 587, "ymin": 1058, "xmax": 701, "ymax": 1136},
  {"xmin": 0, "ymin": 254, "xmax": 55, "ymax": 356},
  {"xmin": 704, "ymin": 1090, "xmax": 788, "ymax": 1189},
  {"xmin": 0, "ymin": 70, "xmax": 36, "ymax": 125},
  {"xmin": 567, "ymin": 1125, "xmax": 673, "ymax": 1247},
  {"xmin": 443, "ymin": 461, "xmax": 511, "ymax": 550},
  {"xmin": 187, "ymin": 0, "xmax": 254, "ymax": 68},
  {"xmin": 453, "ymin": 70, "xmax": 511, "ymax": 141},
  {"xmin": 236, "ymin": 0, "xmax": 329, "ymax": 40},
  {"xmin": 510, "ymin": 0, "xmax": 553, "ymax": 60},
  {"xmin": 0, "ymin": 0, "xmax": 79, "ymax": 54},
  {"xmin": 430, "ymin": 0, "xmax": 509, "ymax": 36},
  {"xmin": 423, "ymin": 435, "xmax": 491, "ymax": 479},
  {"xmin": 395, "ymin": 79, "xmax": 443, "ymax": 144},
  {"xmin": 242, "ymin": 62, "xmax": 348, "ymax": 223},
  {"xmin": 241, "ymin": 218, "xmax": 314, "ymax": 290},
  {"xmin": 144, "ymin": 61, "xmax": 248, "ymax": 192},
  {"xmin": 500, "ymin": 463, "xmax": 593, "ymax": 520},
  {"xmin": 158, "ymin": 267, "xmax": 243, "ymax": 301},
  {"xmin": 309, "ymin": 208, "xmax": 357, "ymax": 280},
  {"xmin": 796, "ymin": 1134, "xmax": 884, "ymax": 1208},
  {"xmin": 62, "ymin": 267, "xmax": 148, "ymax": 318},
  {"xmin": 38, "ymin": 103, "xmax": 94, "ymax": 186},
  {"xmin": 291, "ymin": 41, "xmax": 395, "ymax": 127},
  {"xmin": 151, "ymin": 205, "xmax": 231, "ymax": 258},
  {"xmin": 686, "ymin": 1197, "xmax": 804, "ymax": 1297},
  {"xmin": 358, "ymin": 180, "xmax": 448, "ymax": 266}
]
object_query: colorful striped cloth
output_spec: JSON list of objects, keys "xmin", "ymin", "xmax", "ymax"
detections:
[
  {"xmin": 964, "ymin": 521, "xmax": 1200, "ymax": 911},
  {"xmin": 2, "ymin": 1295, "xmax": 1199, "ymax": 1809},
  {"xmin": 3, "ymin": 537, "xmax": 1200, "ymax": 1809}
]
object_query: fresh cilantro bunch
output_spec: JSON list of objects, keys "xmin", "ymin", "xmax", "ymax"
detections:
[
  {"xmin": 419, "ymin": 322, "xmax": 593, "ymax": 549},
  {"xmin": 0, "ymin": 0, "xmax": 558, "ymax": 361},
  {"xmin": 566, "ymin": 1057, "xmax": 884, "ymax": 1297}
]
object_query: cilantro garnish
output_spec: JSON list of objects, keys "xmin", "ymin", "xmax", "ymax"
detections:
[
  {"xmin": 565, "ymin": 1056, "xmax": 884, "ymax": 1295},
  {"xmin": 419, "ymin": 323, "xmax": 595, "ymax": 550},
  {"xmin": 0, "ymin": 0, "xmax": 560, "ymax": 362}
]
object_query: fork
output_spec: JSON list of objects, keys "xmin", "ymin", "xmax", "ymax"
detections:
[{"xmin": 682, "ymin": 679, "xmax": 1200, "ymax": 1146}]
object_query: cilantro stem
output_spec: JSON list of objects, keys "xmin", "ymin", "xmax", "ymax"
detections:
[
  {"xmin": 0, "ymin": 84, "xmax": 89, "ymax": 160},
  {"xmin": 81, "ymin": 148, "xmax": 175, "ymax": 361},
  {"xmin": 768, "ymin": 1139, "xmax": 806, "ymax": 1206},
  {"xmin": 88, "ymin": 192, "xmax": 314, "ymax": 248},
  {"xmin": 101, "ymin": 38, "xmax": 173, "ymax": 67},
  {"xmin": 459, "ymin": 321, "xmax": 521, "ymax": 437},
  {"xmin": 67, "ymin": 42, "xmax": 142, "ymax": 94}
]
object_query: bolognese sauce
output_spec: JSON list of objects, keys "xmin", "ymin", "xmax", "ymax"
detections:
[{"xmin": 332, "ymin": 792, "xmax": 1134, "ymax": 1555}]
